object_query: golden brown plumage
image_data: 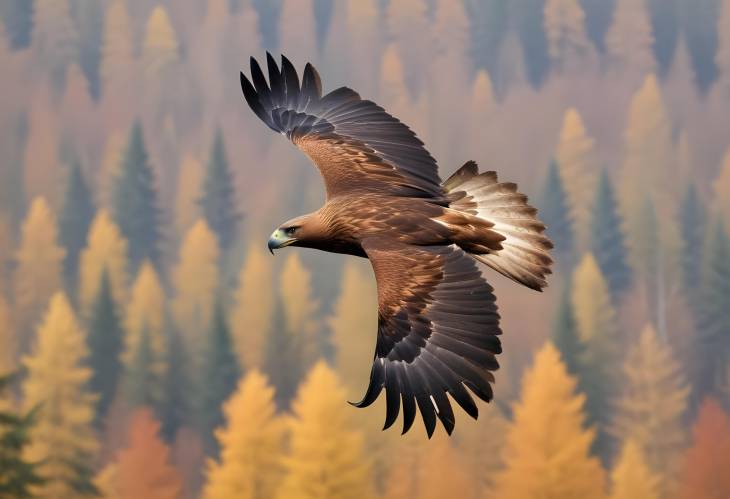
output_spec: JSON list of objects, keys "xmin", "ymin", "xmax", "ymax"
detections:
[{"xmin": 242, "ymin": 54, "xmax": 552, "ymax": 437}]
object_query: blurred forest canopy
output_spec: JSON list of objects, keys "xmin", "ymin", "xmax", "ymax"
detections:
[{"xmin": 1, "ymin": 0, "xmax": 730, "ymax": 498}]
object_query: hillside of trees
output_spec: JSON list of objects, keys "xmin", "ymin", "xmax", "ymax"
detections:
[{"xmin": 1, "ymin": 0, "xmax": 730, "ymax": 497}]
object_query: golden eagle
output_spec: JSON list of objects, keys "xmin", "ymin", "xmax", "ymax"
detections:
[{"xmin": 240, "ymin": 54, "xmax": 552, "ymax": 437}]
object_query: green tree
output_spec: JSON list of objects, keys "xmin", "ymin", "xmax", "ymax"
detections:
[
  {"xmin": 160, "ymin": 324, "xmax": 191, "ymax": 442},
  {"xmin": 87, "ymin": 270, "xmax": 123, "ymax": 425},
  {"xmin": 32, "ymin": 0, "xmax": 78, "ymax": 87},
  {"xmin": 59, "ymin": 160, "xmax": 95, "ymax": 292},
  {"xmin": 200, "ymin": 130, "xmax": 239, "ymax": 251},
  {"xmin": 126, "ymin": 325, "xmax": 158, "ymax": 410},
  {"xmin": 0, "ymin": 0, "xmax": 33, "ymax": 49},
  {"xmin": 264, "ymin": 296, "xmax": 302, "ymax": 409},
  {"xmin": 538, "ymin": 160, "xmax": 573, "ymax": 266},
  {"xmin": 589, "ymin": 169, "xmax": 632, "ymax": 299},
  {"xmin": 111, "ymin": 122, "xmax": 162, "ymax": 270},
  {"xmin": 679, "ymin": 183, "xmax": 706, "ymax": 294},
  {"xmin": 0, "ymin": 373, "xmax": 44, "ymax": 498},
  {"xmin": 552, "ymin": 282, "xmax": 584, "ymax": 379},
  {"xmin": 199, "ymin": 298, "xmax": 240, "ymax": 451}
]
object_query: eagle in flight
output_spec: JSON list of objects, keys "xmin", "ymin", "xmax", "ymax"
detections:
[{"xmin": 240, "ymin": 54, "xmax": 552, "ymax": 437}]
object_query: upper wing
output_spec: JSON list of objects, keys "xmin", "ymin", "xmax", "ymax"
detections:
[
  {"xmin": 240, "ymin": 53, "xmax": 444, "ymax": 200},
  {"xmin": 355, "ymin": 238, "xmax": 502, "ymax": 437}
]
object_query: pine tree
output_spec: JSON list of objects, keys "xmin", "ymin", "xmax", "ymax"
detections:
[
  {"xmin": 379, "ymin": 45, "xmax": 413, "ymax": 124},
  {"xmin": 280, "ymin": 253, "xmax": 321, "ymax": 368},
  {"xmin": 552, "ymin": 282, "xmax": 584, "ymax": 379},
  {"xmin": 0, "ymin": 373, "xmax": 44, "ymax": 498},
  {"xmin": 31, "ymin": 0, "xmax": 78, "ymax": 87},
  {"xmin": 111, "ymin": 122, "xmax": 162, "ymax": 270},
  {"xmin": 109, "ymin": 408, "xmax": 183, "ymax": 499},
  {"xmin": 59, "ymin": 160, "xmax": 95, "ymax": 292},
  {"xmin": 276, "ymin": 361, "xmax": 375, "ymax": 499},
  {"xmin": 679, "ymin": 183, "xmax": 706, "ymax": 293},
  {"xmin": 264, "ymin": 295, "xmax": 303, "ymax": 409},
  {"xmin": 160, "ymin": 325, "xmax": 191, "ymax": 442},
  {"xmin": 14, "ymin": 197, "xmax": 65, "ymax": 344},
  {"xmin": 78, "ymin": 209, "xmax": 129, "ymax": 316},
  {"xmin": 386, "ymin": 0, "xmax": 429, "ymax": 98},
  {"xmin": 611, "ymin": 324, "xmax": 689, "ymax": 493},
  {"xmin": 231, "ymin": 244, "xmax": 274, "ymax": 369},
  {"xmin": 543, "ymin": 0, "xmax": 592, "ymax": 70},
  {"xmin": 609, "ymin": 440, "xmax": 660, "ymax": 499},
  {"xmin": 126, "ymin": 325, "xmax": 158, "ymax": 409},
  {"xmin": 555, "ymin": 108, "xmax": 596, "ymax": 249},
  {"xmin": 715, "ymin": 150, "xmax": 730, "ymax": 227},
  {"xmin": 589, "ymin": 169, "xmax": 632, "ymax": 299},
  {"xmin": 175, "ymin": 155, "xmax": 204, "ymax": 238},
  {"xmin": 329, "ymin": 261, "xmax": 377, "ymax": 394},
  {"xmin": 87, "ymin": 270, "xmax": 123, "ymax": 425},
  {"xmin": 202, "ymin": 371, "xmax": 286, "ymax": 499},
  {"xmin": 22, "ymin": 293, "xmax": 98, "ymax": 498},
  {"xmin": 678, "ymin": 398, "xmax": 730, "ymax": 499},
  {"xmin": 494, "ymin": 343, "xmax": 606, "ymax": 498},
  {"xmin": 200, "ymin": 131, "xmax": 239, "ymax": 252},
  {"xmin": 100, "ymin": 1, "xmax": 134, "ymax": 96},
  {"xmin": 143, "ymin": 6, "xmax": 178, "ymax": 80},
  {"xmin": 0, "ymin": 0, "xmax": 32, "ymax": 49},
  {"xmin": 631, "ymin": 196, "xmax": 660, "ymax": 285},
  {"xmin": 697, "ymin": 221, "xmax": 730, "ymax": 390},
  {"xmin": 538, "ymin": 160, "xmax": 573, "ymax": 266},
  {"xmin": 605, "ymin": 0, "xmax": 655, "ymax": 75},
  {"xmin": 199, "ymin": 298, "xmax": 240, "ymax": 450},
  {"xmin": 571, "ymin": 253, "xmax": 619, "ymax": 453},
  {"xmin": 172, "ymin": 219, "xmax": 220, "ymax": 358}
]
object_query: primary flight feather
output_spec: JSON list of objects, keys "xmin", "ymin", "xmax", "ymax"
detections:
[{"xmin": 240, "ymin": 53, "xmax": 553, "ymax": 437}]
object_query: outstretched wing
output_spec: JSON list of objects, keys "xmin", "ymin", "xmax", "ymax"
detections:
[
  {"xmin": 240, "ymin": 53, "xmax": 444, "ymax": 200},
  {"xmin": 356, "ymin": 238, "xmax": 502, "ymax": 437}
]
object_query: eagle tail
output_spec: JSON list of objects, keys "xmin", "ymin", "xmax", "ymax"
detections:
[{"xmin": 443, "ymin": 161, "xmax": 553, "ymax": 291}]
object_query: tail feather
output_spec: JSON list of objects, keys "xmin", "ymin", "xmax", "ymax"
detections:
[{"xmin": 444, "ymin": 161, "xmax": 553, "ymax": 291}]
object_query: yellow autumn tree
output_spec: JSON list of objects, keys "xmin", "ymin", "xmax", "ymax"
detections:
[
  {"xmin": 494, "ymin": 343, "xmax": 606, "ymax": 499},
  {"xmin": 231, "ymin": 244, "xmax": 274, "ymax": 369},
  {"xmin": 609, "ymin": 440, "xmax": 660, "ymax": 499},
  {"xmin": 14, "ymin": 197, "xmax": 65, "ymax": 339},
  {"xmin": 543, "ymin": 0, "xmax": 593, "ymax": 70},
  {"xmin": 279, "ymin": 253, "xmax": 320, "ymax": 367},
  {"xmin": 97, "ymin": 131, "xmax": 126, "ymax": 208},
  {"xmin": 329, "ymin": 260, "xmax": 377, "ymax": 395},
  {"xmin": 22, "ymin": 292, "xmax": 98, "ymax": 498},
  {"xmin": 714, "ymin": 149, "xmax": 730, "ymax": 230},
  {"xmin": 143, "ymin": 6, "xmax": 179, "ymax": 80},
  {"xmin": 172, "ymin": 219, "xmax": 220, "ymax": 357},
  {"xmin": 100, "ymin": 0, "xmax": 134, "ymax": 91},
  {"xmin": 276, "ymin": 361, "xmax": 375, "ymax": 499},
  {"xmin": 611, "ymin": 324, "xmax": 689, "ymax": 495},
  {"xmin": 202, "ymin": 371, "xmax": 286, "ymax": 499},
  {"xmin": 123, "ymin": 261, "xmax": 167, "ymax": 378},
  {"xmin": 605, "ymin": 0, "xmax": 655, "ymax": 75},
  {"xmin": 556, "ymin": 108, "xmax": 597, "ymax": 249},
  {"xmin": 174, "ymin": 155, "xmax": 204, "ymax": 238},
  {"xmin": 79, "ymin": 210, "xmax": 129, "ymax": 315},
  {"xmin": 379, "ymin": 45, "xmax": 412, "ymax": 123}
]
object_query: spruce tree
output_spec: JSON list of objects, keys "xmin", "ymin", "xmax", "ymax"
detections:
[
  {"xmin": 200, "ymin": 129, "xmax": 239, "ymax": 251},
  {"xmin": 539, "ymin": 160, "xmax": 573, "ymax": 266},
  {"xmin": 679, "ymin": 183, "xmax": 705, "ymax": 293},
  {"xmin": 59, "ymin": 160, "xmax": 95, "ymax": 293},
  {"xmin": 551, "ymin": 282, "xmax": 584, "ymax": 379},
  {"xmin": 126, "ymin": 325, "xmax": 158, "ymax": 409},
  {"xmin": 590, "ymin": 169, "xmax": 632, "ymax": 299},
  {"xmin": 160, "ymin": 324, "xmax": 190, "ymax": 442},
  {"xmin": 87, "ymin": 270, "xmax": 123, "ymax": 425},
  {"xmin": 0, "ymin": 0, "xmax": 33, "ymax": 49},
  {"xmin": 112, "ymin": 122, "xmax": 162, "ymax": 270},
  {"xmin": 199, "ymin": 298, "xmax": 240, "ymax": 451},
  {"xmin": 264, "ymin": 296, "xmax": 303, "ymax": 409},
  {"xmin": 0, "ymin": 373, "xmax": 44, "ymax": 498}
]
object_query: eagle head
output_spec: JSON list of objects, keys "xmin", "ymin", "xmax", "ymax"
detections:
[{"xmin": 268, "ymin": 213, "xmax": 323, "ymax": 254}]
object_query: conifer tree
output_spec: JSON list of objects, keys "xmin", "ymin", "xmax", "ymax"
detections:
[
  {"xmin": 87, "ymin": 271, "xmax": 123, "ymax": 425},
  {"xmin": 715, "ymin": 150, "xmax": 730, "ymax": 226},
  {"xmin": 14, "ymin": 197, "xmax": 65, "ymax": 343},
  {"xmin": 172, "ymin": 219, "xmax": 220, "ymax": 358},
  {"xmin": 202, "ymin": 371, "xmax": 286, "ymax": 499},
  {"xmin": 571, "ymin": 253, "xmax": 619, "ymax": 452},
  {"xmin": 0, "ymin": 296, "xmax": 16, "ymax": 385},
  {"xmin": 678, "ymin": 398, "xmax": 730, "ymax": 499},
  {"xmin": 543, "ymin": 0, "xmax": 592, "ymax": 70},
  {"xmin": 200, "ymin": 130, "xmax": 239, "ymax": 251},
  {"xmin": 538, "ymin": 160, "xmax": 573, "ymax": 266},
  {"xmin": 126, "ymin": 325, "xmax": 158, "ymax": 409},
  {"xmin": 110, "ymin": 408, "xmax": 183, "ymax": 499},
  {"xmin": 605, "ymin": 0, "xmax": 655, "ymax": 75},
  {"xmin": 609, "ymin": 440, "xmax": 660, "ymax": 499},
  {"xmin": 1, "ymin": 0, "xmax": 32, "ymax": 49},
  {"xmin": 679, "ymin": 183, "xmax": 706, "ymax": 293},
  {"xmin": 31, "ymin": 0, "xmax": 78, "ymax": 87},
  {"xmin": 555, "ymin": 108, "xmax": 596, "ymax": 249},
  {"xmin": 264, "ymin": 295, "xmax": 302, "ymax": 409},
  {"xmin": 494, "ymin": 343, "xmax": 605, "ymax": 498},
  {"xmin": 631, "ymin": 196, "xmax": 660, "ymax": 285},
  {"xmin": 142, "ymin": 6, "xmax": 179, "ymax": 80},
  {"xmin": 199, "ymin": 298, "xmax": 240, "ymax": 450},
  {"xmin": 611, "ymin": 324, "xmax": 689, "ymax": 492},
  {"xmin": 160, "ymin": 325, "xmax": 191, "ymax": 442},
  {"xmin": 111, "ymin": 122, "xmax": 162, "ymax": 270},
  {"xmin": 100, "ymin": 1, "xmax": 134, "ymax": 96},
  {"xmin": 59, "ymin": 160, "xmax": 95, "ymax": 291},
  {"xmin": 22, "ymin": 293, "xmax": 98, "ymax": 498},
  {"xmin": 697, "ymin": 221, "xmax": 730, "ymax": 390},
  {"xmin": 79, "ymin": 209, "xmax": 129, "ymax": 316},
  {"xmin": 231, "ymin": 244, "xmax": 274, "ymax": 369},
  {"xmin": 552, "ymin": 282, "xmax": 584, "ymax": 379},
  {"xmin": 386, "ymin": 0, "xmax": 428, "ymax": 97},
  {"xmin": 276, "ymin": 361, "xmax": 375, "ymax": 499},
  {"xmin": 379, "ymin": 45, "xmax": 412, "ymax": 123},
  {"xmin": 175, "ymin": 155, "xmax": 204, "ymax": 238},
  {"xmin": 0, "ymin": 373, "xmax": 44, "ymax": 498},
  {"xmin": 589, "ymin": 169, "xmax": 632, "ymax": 299},
  {"xmin": 329, "ymin": 261, "xmax": 377, "ymax": 394},
  {"xmin": 280, "ymin": 253, "xmax": 321, "ymax": 367}
]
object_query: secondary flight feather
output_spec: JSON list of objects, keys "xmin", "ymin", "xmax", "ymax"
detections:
[{"xmin": 240, "ymin": 53, "xmax": 553, "ymax": 437}]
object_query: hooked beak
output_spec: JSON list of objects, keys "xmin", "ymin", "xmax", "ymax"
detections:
[{"xmin": 267, "ymin": 229, "xmax": 297, "ymax": 254}]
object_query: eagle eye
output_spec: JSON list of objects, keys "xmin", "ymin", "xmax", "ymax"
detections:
[{"xmin": 285, "ymin": 227, "xmax": 297, "ymax": 236}]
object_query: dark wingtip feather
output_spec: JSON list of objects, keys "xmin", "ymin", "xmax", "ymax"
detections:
[{"xmin": 349, "ymin": 364, "xmax": 384, "ymax": 408}]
